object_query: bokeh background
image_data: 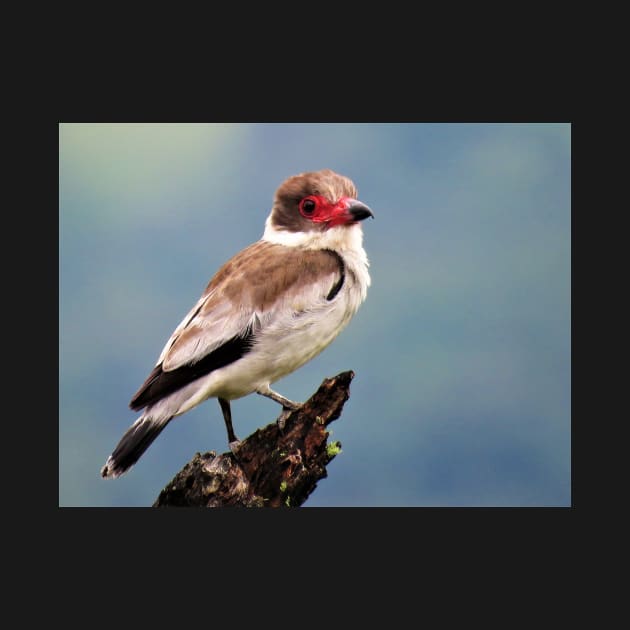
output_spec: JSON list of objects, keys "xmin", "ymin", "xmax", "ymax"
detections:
[{"xmin": 59, "ymin": 123, "xmax": 571, "ymax": 507}]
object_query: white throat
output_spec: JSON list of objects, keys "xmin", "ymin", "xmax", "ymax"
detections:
[
  {"xmin": 262, "ymin": 214, "xmax": 371, "ymax": 298},
  {"xmin": 262, "ymin": 214, "xmax": 367, "ymax": 256}
]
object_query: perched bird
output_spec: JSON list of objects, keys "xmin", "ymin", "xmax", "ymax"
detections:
[{"xmin": 101, "ymin": 169, "xmax": 373, "ymax": 479}]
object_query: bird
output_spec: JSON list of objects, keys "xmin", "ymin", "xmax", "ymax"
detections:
[{"xmin": 101, "ymin": 168, "xmax": 373, "ymax": 479}]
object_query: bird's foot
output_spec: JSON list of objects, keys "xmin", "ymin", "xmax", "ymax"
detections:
[
  {"xmin": 277, "ymin": 408, "xmax": 291, "ymax": 432},
  {"xmin": 276, "ymin": 403, "xmax": 302, "ymax": 432},
  {"xmin": 283, "ymin": 400, "xmax": 302, "ymax": 411}
]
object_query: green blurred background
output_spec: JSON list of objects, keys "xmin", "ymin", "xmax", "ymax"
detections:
[{"xmin": 59, "ymin": 122, "xmax": 571, "ymax": 507}]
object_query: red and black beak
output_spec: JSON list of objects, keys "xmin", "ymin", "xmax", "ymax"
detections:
[{"xmin": 345, "ymin": 199, "xmax": 375, "ymax": 222}]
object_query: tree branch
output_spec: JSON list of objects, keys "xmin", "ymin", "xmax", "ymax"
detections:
[{"xmin": 153, "ymin": 370, "xmax": 355, "ymax": 507}]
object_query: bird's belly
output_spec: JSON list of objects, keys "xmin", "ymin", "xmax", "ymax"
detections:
[
  {"xmin": 191, "ymin": 297, "xmax": 356, "ymax": 404},
  {"xmin": 237, "ymin": 308, "xmax": 352, "ymax": 392}
]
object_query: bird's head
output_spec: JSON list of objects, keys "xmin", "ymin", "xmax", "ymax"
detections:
[{"xmin": 264, "ymin": 170, "xmax": 374, "ymax": 247}]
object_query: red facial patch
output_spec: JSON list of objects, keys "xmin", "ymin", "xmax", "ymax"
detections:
[{"xmin": 298, "ymin": 195, "xmax": 354, "ymax": 228}]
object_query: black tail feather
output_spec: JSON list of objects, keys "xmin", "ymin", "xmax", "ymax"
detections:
[{"xmin": 101, "ymin": 416, "xmax": 171, "ymax": 479}]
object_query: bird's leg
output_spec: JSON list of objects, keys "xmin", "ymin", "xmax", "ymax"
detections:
[
  {"xmin": 256, "ymin": 385, "xmax": 302, "ymax": 431},
  {"xmin": 218, "ymin": 397, "xmax": 241, "ymax": 452},
  {"xmin": 256, "ymin": 385, "xmax": 301, "ymax": 410}
]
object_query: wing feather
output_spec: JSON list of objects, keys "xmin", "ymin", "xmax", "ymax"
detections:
[{"xmin": 130, "ymin": 241, "xmax": 343, "ymax": 410}]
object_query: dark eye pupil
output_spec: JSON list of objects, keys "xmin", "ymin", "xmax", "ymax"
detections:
[{"xmin": 302, "ymin": 199, "xmax": 315, "ymax": 214}]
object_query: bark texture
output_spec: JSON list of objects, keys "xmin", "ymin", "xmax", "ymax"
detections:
[{"xmin": 153, "ymin": 370, "xmax": 354, "ymax": 507}]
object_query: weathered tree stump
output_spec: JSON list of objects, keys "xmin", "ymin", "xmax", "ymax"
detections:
[{"xmin": 153, "ymin": 370, "xmax": 354, "ymax": 507}]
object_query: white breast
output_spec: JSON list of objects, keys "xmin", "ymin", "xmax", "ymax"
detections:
[{"xmin": 212, "ymin": 225, "xmax": 370, "ymax": 399}]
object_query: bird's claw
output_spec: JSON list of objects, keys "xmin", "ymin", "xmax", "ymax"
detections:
[{"xmin": 277, "ymin": 404, "xmax": 300, "ymax": 432}]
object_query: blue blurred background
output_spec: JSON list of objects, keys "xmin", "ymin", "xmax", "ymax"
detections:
[{"xmin": 59, "ymin": 123, "xmax": 571, "ymax": 507}]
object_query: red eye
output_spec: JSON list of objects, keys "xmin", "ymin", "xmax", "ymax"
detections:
[{"xmin": 299, "ymin": 197, "xmax": 317, "ymax": 216}]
